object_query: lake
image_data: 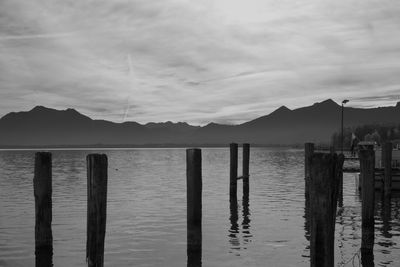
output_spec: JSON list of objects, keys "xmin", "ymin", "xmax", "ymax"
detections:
[{"xmin": 0, "ymin": 148, "xmax": 399, "ymax": 266}]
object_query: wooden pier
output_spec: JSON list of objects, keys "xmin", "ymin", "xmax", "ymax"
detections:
[
  {"xmin": 30, "ymin": 144, "xmax": 251, "ymax": 267},
  {"xmin": 304, "ymin": 141, "xmax": 399, "ymax": 266}
]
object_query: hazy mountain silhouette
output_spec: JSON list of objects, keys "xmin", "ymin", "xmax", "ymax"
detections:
[{"xmin": 1, "ymin": 99, "xmax": 400, "ymax": 147}]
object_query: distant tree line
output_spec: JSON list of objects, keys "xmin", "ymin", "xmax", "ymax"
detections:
[{"xmin": 331, "ymin": 123, "xmax": 400, "ymax": 148}]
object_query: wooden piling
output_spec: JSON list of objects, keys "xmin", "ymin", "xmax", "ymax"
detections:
[
  {"xmin": 242, "ymin": 143, "xmax": 250, "ymax": 196},
  {"xmin": 86, "ymin": 154, "xmax": 108, "ymax": 267},
  {"xmin": 359, "ymin": 148, "xmax": 375, "ymax": 258},
  {"xmin": 382, "ymin": 142, "xmax": 392, "ymax": 198},
  {"xmin": 230, "ymin": 143, "xmax": 238, "ymax": 198},
  {"xmin": 186, "ymin": 149, "xmax": 202, "ymax": 266},
  {"xmin": 34, "ymin": 152, "xmax": 53, "ymax": 267},
  {"xmin": 309, "ymin": 153, "xmax": 340, "ymax": 267},
  {"xmin": 304, "ymin": 143, "xmax": 314, "ymax": 197},
  {"xmin": 337, "ymin": 154, "xmax": 344, "ymax": 208}
]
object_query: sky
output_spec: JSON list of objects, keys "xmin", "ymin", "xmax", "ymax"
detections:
[{"xmin": 1, "ymin": 0, "xmax": 400, "ymax": 125}]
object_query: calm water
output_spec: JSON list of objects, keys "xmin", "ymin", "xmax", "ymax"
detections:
[{"xmin": 0, "ymin": 148, "xmax": 399, "ymax": 266}]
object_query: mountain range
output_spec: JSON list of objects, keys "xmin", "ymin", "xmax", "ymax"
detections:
[{"xmin": 1, "ymin": 99, "xmax": 400, "ymax": 147}]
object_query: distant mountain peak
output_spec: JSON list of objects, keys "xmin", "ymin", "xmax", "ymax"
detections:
[
  {"xmin": 313, "ymin": 99, "xmax": 340, "ymax": 107},
  {"xmin": 271, "ymin": 105, "xmax": 291, "ymax": 115},
  {"xmin": 31, "ymin": 105, "xmax": 53, "ymax": 112}
]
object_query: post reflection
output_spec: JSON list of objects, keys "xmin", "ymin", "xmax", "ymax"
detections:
[
  {"xmin": 361, "ymin": 250, "xmax": 374, "ymax": 267},
  {"xmin": 228, "ymin": 192, "xmax": 252, "ymax": 254},
  {"xmin": 187, "ymin": 248, "xmax": 201, "ymax": 267},
  {"xmin": 229, "ymin": 196, "xmax": 240, "ymax": 251},
  {"xmin": 381, "ymin": 194, "xmax": 392, "ymax": 239},
  {"xmin": 35, "ymin": 245, "xmax": 53, "ymax": 267},
  {"xmin": 303, "ymin": 192, "xmax": 310, "ymax": 242},
  {"xmin": 242, "ymin": 191, "xmax": 251, "ymax": 245}
]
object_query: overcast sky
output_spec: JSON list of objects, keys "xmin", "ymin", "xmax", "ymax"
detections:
[{"xmin": 1, "ymin": 0, "xmax": 400, "ymax": 125}]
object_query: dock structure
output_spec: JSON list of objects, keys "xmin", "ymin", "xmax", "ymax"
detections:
[
  {"xmin": 340, "ymin": 142, "xmax": 400, "ymax": 192},
  {"xmin": 303, "ymin": 142, "xmax": 398, "ymax": 266}
]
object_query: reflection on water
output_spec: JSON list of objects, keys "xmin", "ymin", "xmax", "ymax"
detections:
[
  {"xmin": 229, "ymin": 196, "xmax": 240, "ymax": 252},
  {"xmin": 305, "ymin": 175, "xmax": 400, "ymax": 267},
  {"xmin": 242, "ymin": 192, "xmax": 251, "ymax": 245},
  {"xmin": 35, "ymin": 245, "xmax": 53, "ymax": 267},
  {"xmin": 228, "ymin": 192, "xmax": 252, "ymax": 255},
  {"xmin": 187, "ymin": 248, "xmax": 201, "ymax": 267},
  {"xmin": 1, "ymin": 148, "xmax": 400, "ymax": 266}
]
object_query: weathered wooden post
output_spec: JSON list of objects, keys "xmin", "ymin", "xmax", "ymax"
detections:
[
  {"xmin": 304, "ymin": 143, "xmax": 314, "ymax": 238},
  {"xmin": 186, "ymin": 148, "xmax": 202, "ymax": 267},
  {"xmin": 34, "ymin": 152, "xmax": 53, "ymax": 267},
  {"xmin": 359, "ymin": 147, "xmax": 375, "ymax": 265},
  {"xmin": 242, "ymin": 143, "xmax": 250, "ymax": 196},
  {"xmin": 382, "ymin": 142, "xmax": 392, "ymax": 198},
  {"xmin": 230, "ymin": 143, "xmax": 238, "ymax": 198},
  {"xmin": 87, "ymin": 154, "xmax": 108, "ymax": 267},
  {"xmin": 337, "ymin": 154, "xmax": 344, "ymax": 208},
  {"xmin": 309, "ymin": 153, "xmax": 340, "ymax": 267},
  {"xmin": 304, "ymin": 143, "xmax": 314, "ymax": 197},
  {"xmin": 305, "ymin": 143, "xmax": 315, "ymax": 178}
]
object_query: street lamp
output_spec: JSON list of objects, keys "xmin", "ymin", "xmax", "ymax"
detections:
[{"xmin": 341, "ymin": 99, "xmax": 349, "ymax": 154}]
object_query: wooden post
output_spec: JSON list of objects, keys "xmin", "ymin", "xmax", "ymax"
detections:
[
  {"xmin": 337, "ymin": 154, "xmax": 344, "ymax": 208},
  {"xmin": 34, "ymin": 152, "xmax": 53, "ymax": 267},
  {"xmin": 87, "ymin": 154, "xmax": 108, "ymax": 267},
  {"xmin": 304, "ymin": 143, "xmax": 314, "ymax": 197},
  {"xmin": 242, "ymin": 143, "xmax": 250, "ymax": 196},
  {"xmin": 359, "ymin": 147, "xmax": 375, "ymax": 261},
  {"xmin": 309, "ymin": 153, "xmax": 340, "ymax": 267},
  {"xmin": 230, "ymin": 143, "xmax": 238, "ymax": 198},
  {"xmin": 382, "ymin": 142, "xmax": 392, "ymax": 198},
  {"xmin": 186, "ymin": 149, "xmax": 202, "ymax": 267}
]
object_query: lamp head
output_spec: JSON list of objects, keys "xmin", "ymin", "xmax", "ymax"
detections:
[{"xmin": 342, "ymin": 99, "xmax": 349, "ymax": 104}]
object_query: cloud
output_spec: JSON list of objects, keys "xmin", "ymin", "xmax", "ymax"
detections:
[{"xmin": 1, "ymin": 0, "xmax": 400, "ymax": 124}]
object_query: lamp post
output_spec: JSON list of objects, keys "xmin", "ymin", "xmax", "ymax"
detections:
[{"xmin": 341, "ymin": 100, "xmax": 349, "ymax": 154}]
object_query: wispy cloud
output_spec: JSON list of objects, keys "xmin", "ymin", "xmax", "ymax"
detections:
[{"xmin": 1, "ymin": 0, "xmax": 400, "ymax": 124}]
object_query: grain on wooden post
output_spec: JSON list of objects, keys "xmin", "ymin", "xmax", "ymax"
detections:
[
  {"xmin": 337, "ymin": 154, "xmax": 345, "ymax": 208},
  {"xmin": 382, "ymin": 142, "xmax": 392, "ymax": 198},
  {"xmin": 304, "ymin": 143, "xmax": 314, "ymax": 197},
  {"xmin": 34, "ymin": 152, "xmax": 53, "ymax": 267},
  {"xmin": 186, "ymin": 149, "xmax": 202, "ymax": 267},
  {"xmin": 230, "ymin": 143, "xmax": 238, "ymax": 198},
  {"xmin": 87, "ymin": 154, "xmax": 108, "ymax": 267},
  {"xmin": 309, "ymin": 153, "xmax": 340, "ymax": 267},
  {"xmin": 242, "ymin": 143, "xmax": 250, "ymax": 196},
  {"xmin": 359, "ymin": 147, "xmax": 375, "ymax": 258}
]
